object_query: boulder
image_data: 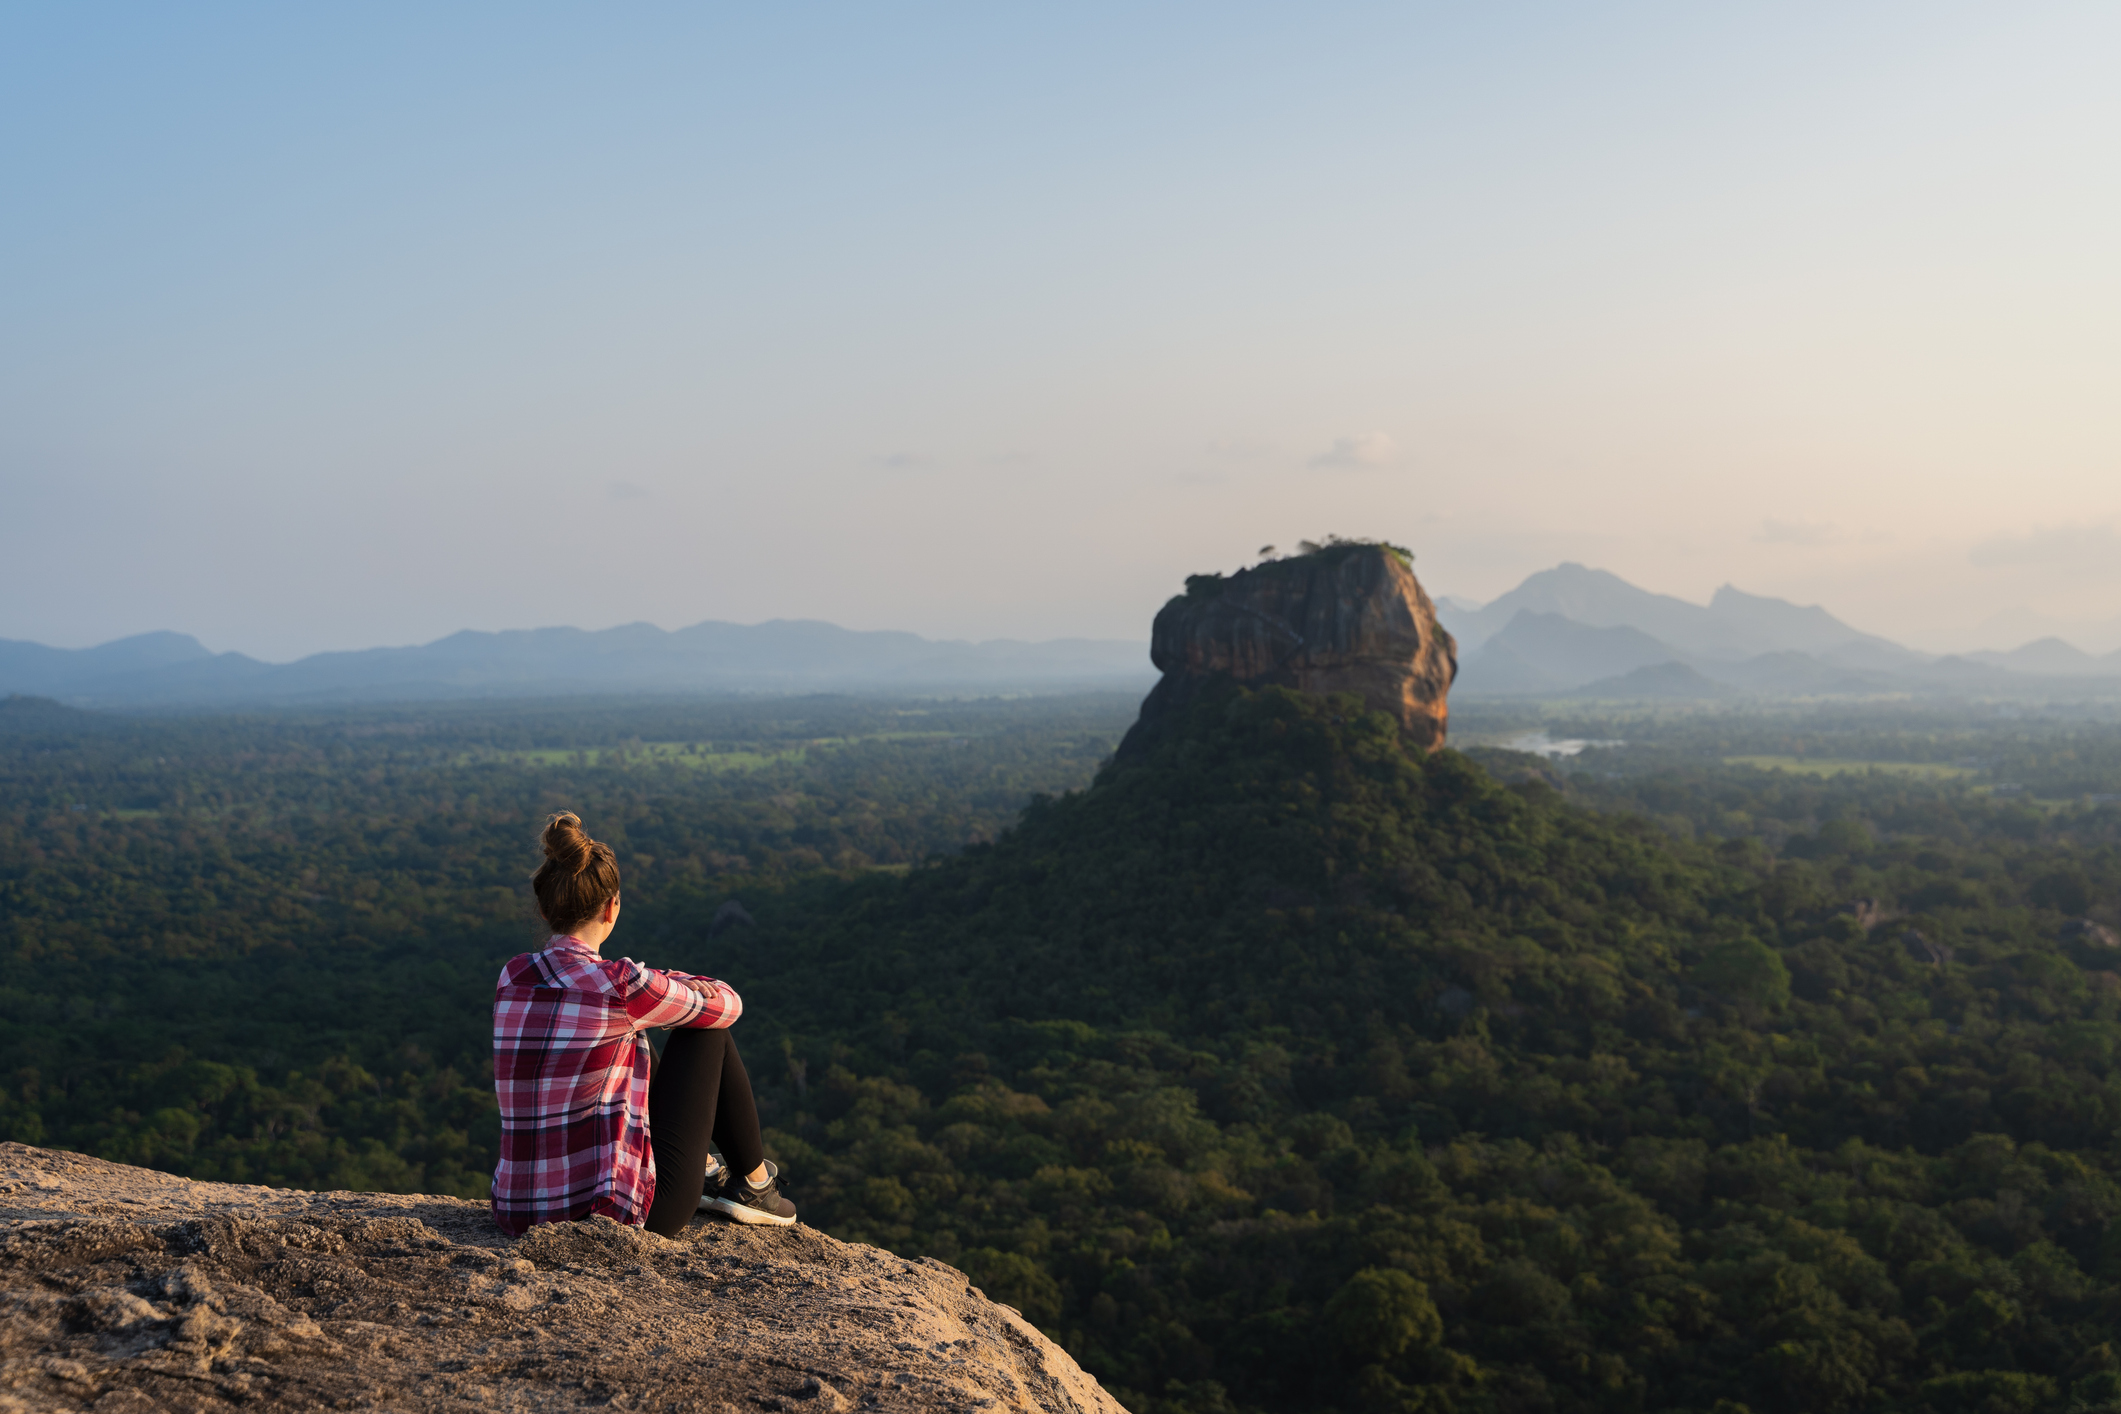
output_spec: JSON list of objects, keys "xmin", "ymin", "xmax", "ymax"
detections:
[
  {"xmin": 1116, "ymin": 542, "xmax": 1456, "ymax": 760},
  {"xmin": 2059, "ymin": 917, "xmax": 2120, "ymax": 949},
  {"xmin": 1844, "ymin": 898, "xmax": 1895, "ymax": 930}
]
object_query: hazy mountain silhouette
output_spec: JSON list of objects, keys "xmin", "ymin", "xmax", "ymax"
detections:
[
  {"xmin": 1442, "ymin": 564, "xmax": 2121, "ymax": 699},
  {"xmin": 1437, "ymin": 563, "xmax": 1899, "ymax": 661},
  {"xmin": 1440, "ymin": 564, "xmax": 1710, "ymax": 653},
  {"xmin": 0, "ymin": 621, "xmax": 1152, "ymax": 707},
  {"xmin": 1966, "ymin": 637, "xmax": 2121, "ymax": 676},
  {"xmin": 1455, "ymin": 612, "xmax": 1676, "ymax": 695},
  {"xmin": 1569, "ymin": 661, "xmax": 1735, "ymax": 700},
  {"xmin": 1697, "ymin": 651, "xmax": 1895, "ymax": 697},
  {"xmin": 17, "ymin": 563, "xmax": 2121, "ymax": 709},
  {"xmin": 0, "ymin": 630, "xmax": 217, "ymax": 688}
]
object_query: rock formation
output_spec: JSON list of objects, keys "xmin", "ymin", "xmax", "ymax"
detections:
[
  {"xmin": 0, "ymin": 1142, "xmax": 1127, "ymax": 1413},
  {"xmin": 1116, "ymin": 541, "xmax": 1457, "ymax": 759},
  {"xmin": 2060, "ymin": 917, "xmax": 2121, "ymax": 950}
]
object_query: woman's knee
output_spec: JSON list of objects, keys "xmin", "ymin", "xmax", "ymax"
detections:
[{"xmin": 662, "ymin": 1026, "xmax": 732, "ymax": 1063}]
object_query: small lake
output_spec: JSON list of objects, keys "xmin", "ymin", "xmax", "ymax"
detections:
[{"xmin": 1502, "ymin": 731, "xmax": 1626, "ymax": 759}]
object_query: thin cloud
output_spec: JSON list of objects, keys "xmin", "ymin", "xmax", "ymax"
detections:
[
  {"xmin": 1308, "ymin": 432, "xmax": 1396, "ymax": 470},
  {"xmin": 872, "ymin": 452, "xmax": 927, "ymax": 471},
  {"xmin": 1754, "ymin": 518, "xmax": 1838, "ymax": 547},
  {"xmin": 608, "ymin": 480, "xmax": 650, "ymax": 501},
  {"xmin": 1969, "ymin": 522, "xmax": 2121, "ymax": 570}
]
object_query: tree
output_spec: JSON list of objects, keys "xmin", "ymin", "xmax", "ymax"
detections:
[
  {"xmin": 1693, "ymin": 937, "xmax": 1792, "ymax": 1018},
  {"xmin": 1326, "ymin": 1268, "xmax": 1441, "ymax": 1364}
]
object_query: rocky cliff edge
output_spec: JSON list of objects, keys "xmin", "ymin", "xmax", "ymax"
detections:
[
  {"xmin": 0, "ymin": 1143, "xmax": 1128, "ymax": 1414},
  {"xmin": 1116, "ymin": 541, "xmax": 1457, "ymax": 760}
]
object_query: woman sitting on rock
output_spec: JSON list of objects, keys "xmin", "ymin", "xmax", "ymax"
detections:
[{"xmin": 490, "ymin": 812, "xmax": 796, "ymax": 1236}]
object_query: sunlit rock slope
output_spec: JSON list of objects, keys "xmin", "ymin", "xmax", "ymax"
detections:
[{"xmin": 0, "ymin": 1143, "xmax": 1127, "ymax": 1413}]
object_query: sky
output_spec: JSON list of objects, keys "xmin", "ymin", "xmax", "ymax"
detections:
[{"xmin": 4, "ymin": 2, "xmax": 2118, "ymax": 660}]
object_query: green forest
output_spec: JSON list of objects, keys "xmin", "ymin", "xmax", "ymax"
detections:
[{"xmin": 8, "ymin": 688, "xmax": 2121, "ymax": 1414}]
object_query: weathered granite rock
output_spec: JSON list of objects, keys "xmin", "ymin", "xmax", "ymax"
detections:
[
  {"xmin": 1844, "ymin": 898, "xmax": 1896, "ymax": 931},
  {"xmin": 2060, "ymin": 917, "xmax": 2121, "ymax": 949},
  {"xmin": 0, "ymin": 1143, "xmax": 1127, "ymax": 1413},
  {"xmin": 1116, "ymin": 542, "xmax": 1457, "ymax": 759}
]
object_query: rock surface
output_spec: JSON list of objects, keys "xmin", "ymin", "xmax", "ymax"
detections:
[
  {"xmin": 0, "ymin": 1143, "xmax": 1127, "ymax": 1414},
  {"xmin": 1117, "ymin": 542, "xmax": 1457, "ymax": 759},
  {"xmin": 2061, "ymin": 917, "xmax": 2121, "ymax": 949}
]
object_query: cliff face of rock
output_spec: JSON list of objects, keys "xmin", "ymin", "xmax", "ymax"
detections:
[
  {"xmin": 0, "ymin": 1143, "xmax": 1127, "ymax": 1414},
  {"xmin": 1116, "ymin": 543, "xmax": 1457, "ymax": 759}
]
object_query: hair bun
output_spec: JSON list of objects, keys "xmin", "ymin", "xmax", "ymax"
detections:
[
  {"xmin": 542, "ymin": 812, "xmax": 594, "ymax": 873},
  {"xmin": 531, "ymin": 811, "xmax": 621, "ymax": 933}
]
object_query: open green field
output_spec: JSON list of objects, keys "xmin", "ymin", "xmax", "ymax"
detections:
[{"xmin": 1722, "ymin": 754, "xmax": 1973, "ymax": 778}]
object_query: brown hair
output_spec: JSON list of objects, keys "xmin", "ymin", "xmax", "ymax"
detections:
[{"xmin": 532, "ymin": 812, "xmax": 621, "ymax": 934}]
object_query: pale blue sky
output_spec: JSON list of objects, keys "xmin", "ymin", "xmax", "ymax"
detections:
[{"xmin": 5, "ymin": 3, "xmax": 2118, "ymax": 657}]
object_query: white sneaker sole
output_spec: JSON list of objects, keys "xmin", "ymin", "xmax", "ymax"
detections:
[{"xmin": 700, "ymin": 1195, "xmax": 798, "ymax": 1227}]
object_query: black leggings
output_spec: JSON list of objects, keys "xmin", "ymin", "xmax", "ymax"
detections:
[{"xmin": 643, "ymin": 1028, "xmax": 766, "ymax": 1238}]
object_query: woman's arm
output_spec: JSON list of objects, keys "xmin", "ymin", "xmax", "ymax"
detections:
[
  {"xmin": 675, "ymin": 974, "xmax": 743, "ymax": 1026},
  {"xmin": 624, "ymin": 962, "xmax": 743, "ymax": 1030}
]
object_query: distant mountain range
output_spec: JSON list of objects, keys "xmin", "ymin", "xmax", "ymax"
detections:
[
  {"xmin": 0, "ymin": 622, "xmax": 1154, "ymax": 707},
  {"xmin": 11, "ymin": 563, "xmax": 2119, "ymax": 710},
  {"xmin": 1438, "ymin": 564, "xmax": 2121, "ymax": 699}
]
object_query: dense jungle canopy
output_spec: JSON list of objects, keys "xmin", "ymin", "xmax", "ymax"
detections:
[{"xmin": 6, "ymin": 689, "xmax": 2121, "ymax": 1414}]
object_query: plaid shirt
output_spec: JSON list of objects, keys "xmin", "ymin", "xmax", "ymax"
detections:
[{"xmin": 490, "ymin": 936, "xmax": 740, "ymax": 1234}]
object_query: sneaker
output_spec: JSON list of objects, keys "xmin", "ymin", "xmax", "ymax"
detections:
[
  {"xmin": 702, "ymin": 1165, "xmax": 797, "ymax": 1227},
  {"xmin": 697, "ymin": 1158, "xmax": 776, "ymax": 1210}
]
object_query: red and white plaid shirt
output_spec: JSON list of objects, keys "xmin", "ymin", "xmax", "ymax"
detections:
[{"xmin": 490, "ymin": 936, "xmax": 740, "ymax": 1234}]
